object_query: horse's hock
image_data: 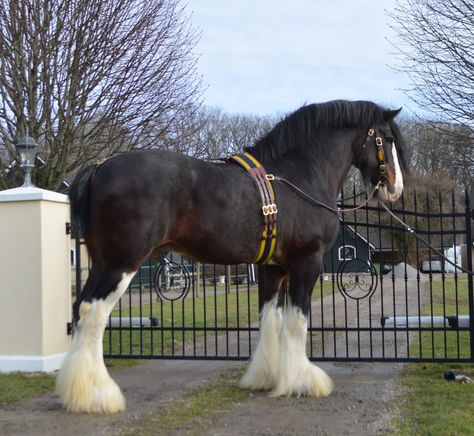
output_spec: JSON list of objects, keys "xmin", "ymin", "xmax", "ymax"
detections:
[{"xmin": 0, "ymin": 186, "xmax": 71, "ymax": 372}]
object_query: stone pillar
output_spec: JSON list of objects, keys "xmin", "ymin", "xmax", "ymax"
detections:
[{"xmin": 0, "ymin": 186, "xmax": 71, "ymax": 372}]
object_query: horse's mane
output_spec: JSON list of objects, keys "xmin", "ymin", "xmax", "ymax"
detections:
[{"xmin": 246, "ymin": 100, "xmax": 401, "ymax": 164}]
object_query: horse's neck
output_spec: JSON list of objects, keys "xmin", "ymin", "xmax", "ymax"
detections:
[{"xmin": 271, "ymin": 133, "xmax": 355, "ymax": 201}]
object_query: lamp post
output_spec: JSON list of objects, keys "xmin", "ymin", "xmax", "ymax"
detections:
[{"xmin": 16, "ymin": 135, "xmax": 37, "ymax": 187}]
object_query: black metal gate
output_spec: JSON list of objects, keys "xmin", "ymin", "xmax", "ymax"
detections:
[{"xmin": 73, "ymin": 190, "xmax": 474, "ymax": 362}]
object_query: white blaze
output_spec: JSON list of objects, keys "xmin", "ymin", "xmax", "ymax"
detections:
[
  {"xmin": 391, "ymin": 142, "xmax": 404, "ymax": 196},
  {"xmin": 379, "ymin": 141, "xmax": 404, "ymax": 202}
]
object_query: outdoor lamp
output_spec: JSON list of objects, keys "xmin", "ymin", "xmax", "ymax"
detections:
[{"xmin": 16, "ymin": 134, "xmax": 37, "ymax": 187}]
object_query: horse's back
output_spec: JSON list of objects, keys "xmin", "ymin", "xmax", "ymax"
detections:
[
  {"xmin": 97, "ymin": 149, "xmax": 194, "ymax": 184},
  {"xmin": 83, "ymin": 150, "xmax": 262, "ymax": 265},
  {"xmin": 91, "ymin": 150, "xmax": 205, "ymax": 207}
]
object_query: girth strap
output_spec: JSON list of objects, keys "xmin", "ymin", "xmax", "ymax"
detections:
[{"xmin": 230, "ymin": 152, "xmax": 278, "ymax": 264}]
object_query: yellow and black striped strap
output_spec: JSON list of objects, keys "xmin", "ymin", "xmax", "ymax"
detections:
[{"xmin": 230, "ymin": 152, "xmax": 278, "ymax": 264}]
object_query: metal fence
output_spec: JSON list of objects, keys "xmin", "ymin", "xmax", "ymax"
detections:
[{"xmin": 74, "ymin": 190, "xmax": 474, "ymax": 362}]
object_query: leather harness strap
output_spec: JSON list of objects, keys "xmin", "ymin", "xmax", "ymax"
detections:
[{"xmin": 230, "ymin": 152, "xmax": 278, "ymax": 265}]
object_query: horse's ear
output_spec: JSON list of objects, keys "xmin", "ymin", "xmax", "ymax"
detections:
[{"xmin": 383, "ymin": 108, "xmax": 402, "ymax": 121}]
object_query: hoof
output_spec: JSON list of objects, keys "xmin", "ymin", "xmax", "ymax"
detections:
[
  {"xmin": 239, "ymin": 365, "xmax": 276, "ymax": 391},
  {"xmin": 270, "ymin": 362, "xmax": 333, "ymax": 398},
  {"xmin": 56, "ymin": 363, "xmax": 126, "ymax": 414},
  {"xmin": 56, "ymin": 319, "xmax": 126, "ymax": 414}
]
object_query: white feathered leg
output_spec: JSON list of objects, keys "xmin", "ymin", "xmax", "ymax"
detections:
[
  {"xmin": 240, "ymin": 297, "xmax": 282, "ymax": 390},
  {"xmin": 56, "ymin": 272, "xmax": 135, "ymax": 413},
  {"xmin": 271, "ymin": 302, "xmax": 333, "ymax": 397}
]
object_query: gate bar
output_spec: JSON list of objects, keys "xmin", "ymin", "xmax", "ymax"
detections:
[
  {"xmin": 465, "ymin": 193, "xmax": 474, "ymax": 360},
  {"xmin": 381, "ymin": 315, "xmax": 470, "ymax": 329}
]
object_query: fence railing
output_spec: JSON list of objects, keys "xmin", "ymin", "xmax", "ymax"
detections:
[{"xmin": 73, "ymin": 190, "xmax": 474, "ymax": 362}]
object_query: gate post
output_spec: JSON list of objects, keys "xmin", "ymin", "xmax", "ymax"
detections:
[{"xmin": 0, "ymin": 186, "xmax": 71, "ymax": 372}]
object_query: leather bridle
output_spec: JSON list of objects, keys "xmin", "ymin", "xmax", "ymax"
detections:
[{"xmin": 366, "ymin": 127, "xmax": 388, "ymax": 188}]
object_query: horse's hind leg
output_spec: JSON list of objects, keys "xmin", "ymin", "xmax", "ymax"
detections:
[
  {"xmin": 270, "ymin": 255, "xmax": 333, "ymax": 397},
  {"xmin": 56, "ymin": 266, "xmax": 136, "ymax": 413},
  {"xmin": 240, "ymin": 266, "xmax": 286, "ymax": 391}
]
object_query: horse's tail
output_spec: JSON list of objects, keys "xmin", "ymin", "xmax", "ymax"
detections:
[{"xmin": 69, "ymin": 165, "xmax": 98, "ymax": 237}]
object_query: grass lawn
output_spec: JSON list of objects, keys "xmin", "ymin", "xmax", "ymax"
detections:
[
  {"xmin": 0, "ymin": 372, "xmax": 55, "ymax": 406},
  {"xmin": 392, "ymin": 278, "xmax": 474, "ymax": 435},
  {"xmin": 393, "ymin": 363, "xmax": 474, "ymax": 435}
]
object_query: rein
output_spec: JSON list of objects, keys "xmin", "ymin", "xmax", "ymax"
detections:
[
  {"xmin": 267, "ymin": 175, "xmax": 382, "ymax": 215},
  {"xmin": 264, "ymin": 127, "xmax": 387, "ymax": 215},
  {"xmin": 380, "ymin": 203, "xmax": 474, "ymax": 276}
]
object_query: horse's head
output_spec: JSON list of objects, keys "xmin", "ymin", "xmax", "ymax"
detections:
[{"xmin": 354, "ymin": 108, "xmax": 406, "ymax": 203}]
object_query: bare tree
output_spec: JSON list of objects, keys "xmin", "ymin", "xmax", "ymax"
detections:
[
  {"xmin": 187, "ymin": 107, "xmax": 278, "ymax": 160},
  {"xmin": 0, "ymin": 0, "xmax": 202, "ymax": 190},
  {"xmin": 399, "ymin": 117, "xmax": 473, "ymax": 191},
  {"xmin": 389, "ymin": 0, "xmax": 474, "ymax": 127}
]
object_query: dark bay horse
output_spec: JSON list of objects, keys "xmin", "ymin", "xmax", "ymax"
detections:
[{"xmin": 57, "ymin": 100, "xmax": 407, "ymax": 413}]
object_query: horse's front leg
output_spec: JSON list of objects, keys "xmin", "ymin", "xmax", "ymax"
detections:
[
  {"xmin": 56, "ymin": 267, "xmax": 136, "ymax": 413},
  {"xmin": 240, "ymin": 266, "xmax": 287, "ymax": 391},
  {"xmin": 271, "ymin": 255, "xmax": 333, "ymax": 397}
]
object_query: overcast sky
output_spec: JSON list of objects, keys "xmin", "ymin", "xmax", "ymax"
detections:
[{"xmin": 185, "ymin": 0, "xmax": 414, "ymax": 116}]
